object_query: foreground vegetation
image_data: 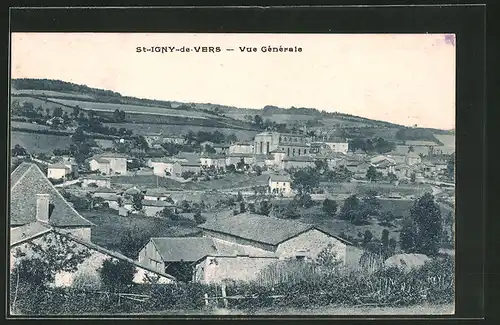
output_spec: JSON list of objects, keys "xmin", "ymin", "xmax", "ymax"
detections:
[{"xmin": 10, "ymin": 254, "xmax": 453, "ymax": 315}]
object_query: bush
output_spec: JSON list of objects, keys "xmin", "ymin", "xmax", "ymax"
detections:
[{"xmin": 72, "ymin": 271, "xmax": 102, "ymax": 291}]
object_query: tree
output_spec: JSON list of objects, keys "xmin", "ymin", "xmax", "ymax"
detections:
[
  {"xmin": 237, "ymin": 158, "xmax": 246, "ymax": 171},
  {"xmin": 362, "ymin": 193, "xmax": 381, "ymax": 216},
  {"xmin": 239, "ymin": 201, "xmax": 247, "ymax": 214},
  {"xmin": 366, "ymin": 166, "xmax": 381, "ymax": 182},
  {"xmin": 254, "ymin": 165, "xmax": 262, "ymax": 176},
  {"xmin": 446, "ymin": 154, "xmax": 455, "ymax": 179},
  {"xmin": 194, "ymin": 211, "xmax": 206, "ymax": 224},
  {"xmin": 259, "ymin": 200, "xmax": 271, "ymax": 216},
  {"xmin": 72, "ymin": 127, "xmax": 88, "ymax": 145},
  {"xmin": 72, "ymin": 105, "xmax": 81, "ymax": 119},
  {"xmin": 45, "ymin": 107, "xmax": 51, "ymax": 117},
  {"xmin": 117, "ymin": 226, "xmax": 152, "ymax": 258},
  {"xmin": 389, "ymin": 238, "xmax": 397, "ymax": 253},
  {"xmin": 99, "ymin": 258, "xmax": 136, "ymax": 290},
  {"xmin": 379, "ymin": 211, "xmax": 396, "ymax": 227},
  {"xmin": 291, "ymin": 167, "xmax": 320, "ymax": 195},
  {"xmin": 132, "ymin": 192, "xmax": 144, "ymax": 211},
  {"xmin": 248, "ymin": 203, "xmax": 256, "ymax": 213},
  {"xmin": 410, "ymin": 172, "xmax": 416, "ymax": 183},
  {"xmin": 338, "ymin": 194, "xmax": 369, "ymax": 225},
  {"xmin": 236, "ymin": 191, "xmax": 244, "ymax": 202},
  {"xmin": 362, "ymin": 230, "xmax": 373, "ymax": 247},
  {"xmin": 322, "ymin": 198, "xmax": 338, "ymax": 216},
  {"xmin": 13, "ymin": 233, "xmax": 92, "ymax": 288},
  {"xmin": 399, "ymin": 217, "xmax": 418, "ymax": 253},
  {"xmin": 254, "ymin": 115, "xmax": 263, "ymax": 127},
  {"xmin": 296, "ymin": 193, "xmax": 314, "ymax": 208},
  {"xmin": 52, "ymin": 107, "xmax": 63, "ymax": 118},
  {"xmin": 381, "ymin": 229, "xmax": 390, "ymax": 250},
  {"xmin": 408, "ymin": 193, "xmax": 443, "ymax": 256},
  {"xmin": 12, "ymin": 144, "xmax": 28, "ymax": 157}
]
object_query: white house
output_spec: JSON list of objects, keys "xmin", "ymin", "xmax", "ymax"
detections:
[
  {"xmin": 268, "ymin": 174, "xmax": 294, "ymax": 197},
  {"xmin": 229, "ymin": 142, "xmax": 254, "ymax": 154},
  {"xmin": 89, "ymin": 153, "xmax": 128, "ymax": 175},
  {"xmin": 200, "ymin": 154, "xmax": 227, "ymax": 169},
  {"xmin": 163, "ymin": 135, "xmax": 187, "ymax": 145},
  {"xmin": 323, "ymin": 137, "xmax": 349, "ymax": 154},
  {"xmin": 406, "ymin": 152, "xmax": 422, "ymax": 166},
  {"xmin": 144, "ymin": 188, "xmax": 172, "ymax": 202},
  {"xmin": 47, "ymin": 163, "xmax": 72, "ymax": 180},
  {"xmin": 151, "ymin": 159, "xmax": 182, "ymax": 177},
  {"xmin": 226, "ymin": 153, "xmax": 255, "ymax": 167},
  {"xmin": 144, "ymin": 133, "xmax": 163, "ymax": 147}
]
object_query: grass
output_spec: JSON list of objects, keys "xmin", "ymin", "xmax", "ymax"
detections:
[
  {"xmin": 11, "ymin": 131, "xmax": 72, "ymax": 154},
  {"xmin": 11, "ymin": 121, "xmax": 53, "ymax": 131},
  {"xmin": 81, "ymin": 210, "xmax": 198, "ymax": 252},
  {"xmin": 12, "ymin": 89, "xmax": 95, "ymax": 99},
  {"xmin": 47, "ymin": 98, "xmax": 214, "ymax": 119},
  {"xmin": 103, "ymin": 122, "xmax": 258, "ymax": 141}
]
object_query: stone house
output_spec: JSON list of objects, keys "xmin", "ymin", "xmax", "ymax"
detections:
[
  {"xmin": 200, "ymin": 154, "xmax": 227, "ymax": 169},
  {"xmin": 268, "ymin": 173, "xmax": 294, "ymax": 197},
  {"xmin": 89, "ymin": 153, "xmax": 128, "ymax": 175},
  {"xmin": 47, "ymin": 163, "xmax": 72, "ymax": 180},
  {"xmin": 10, "ymin": 226, "xmax": 175, "ymax": 288},
  {"xmin": 82, "ymin": 174, "xmax": 111, "ymax": 188},
  {"xmin": 10, "ymin": 163, "xmax": 94, "ymax": 241},
  {"xmin": 282, "ymin": 156, "xmax": 316, "ymax": 170},
  {"xmin": 229, "ymin": 142, "xmax": 254, "ymax": 154}
]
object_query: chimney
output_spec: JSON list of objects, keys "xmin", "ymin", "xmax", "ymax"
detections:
[{"xmin": 36, "ymin": 194, "xmax": 50, "ymax": 223}]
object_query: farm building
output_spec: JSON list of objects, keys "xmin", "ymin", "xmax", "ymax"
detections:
[
  {"xmin": 212, "ymin": 143, "xmax": 230, "ymax": 154},
  {"xmin": 268, "ymin": 173, "xmax": 293, "ymax": 197},
  {"xmin": 47, "ymin": 163, "xmax": 72, "ymax": 180},
  {"xmin": 82, "ymin": 174, "xmax": 111, "ymax": 188},
  {"xmin": 194, "ymin": 213, "xmax": 361, "ymax": 283},
  {"xmin": 225, "ymin": 153, "xmax": 255, "ymax": 167},
  {"xmin": 10, "ymin": 163, "xmax": 93, "ymax": 241},
  {"xmin": 180, "ymin": 162, "xmax": 202, "ymax": 175},
  {"xmin": 200, "ymin": 154, "xmax": 227, "ymax": 169},
  {"xmin": 323, "ymin": 137, "xmax": 349, "ymax": 154},
  {"xmin": 10, "ymin": 226, "xmax": 175, "ymax": 288},
  {"xmin": 151, "ymin": 159, "xmax": 182, "ymax": 178},
  {"xmin": 406, "ymin": 152, "xmax": 422, "ymax": 166},
  {"xmin": 162, "ymin": 135, "xmax": 187, "ymax": 145},
  {"xmin": 142, "ymin": 200, "xmax": 175, "ymax": 217},
  {"xmin": 282, "ymin": 155, "xmax": 316, "ymax": 170},
  {"xmin": 229, "ymin": 142, "xmax": 254, "ymax": 154},
  {"xmin": 89, "ymin": 153, "xmax": 128, "ymax": 175}
]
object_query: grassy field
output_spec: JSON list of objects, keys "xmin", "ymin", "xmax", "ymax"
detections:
[
  {"xmin": 11, "ymin": 131, "xmax": 72, "ymax": 154},
  {"xmin": 11, "ymin": 96, "xmax": 75, "ymax": 114},
  {"xmin": 47, "ymin": 98, "xmax": 214, "ymax": 119},
  {"xmin": 81, "ymin": 211, "xmax": 198, "ymax": 253},
  {"xmin": 11, "ymin": 121, "xmax": 53, "ymax": 131},
  {"xmin": 111, "ymin": 173, "xmax": 268, "ymax": 191},
  {"xmin": 12, "ymin": 88, "xmax": 95, "ymax": 99},
  {"xmin": 103, "ymin": 122, "xmax": 258, "ymax": 140},
  {"xmin": 324, "ymin": 182, "xmax": 433, "ymax": 197}
]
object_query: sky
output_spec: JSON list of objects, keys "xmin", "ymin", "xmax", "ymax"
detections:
[{"xmin": 11, "ymin": 33, "xmax": 456, "ymax": 130}]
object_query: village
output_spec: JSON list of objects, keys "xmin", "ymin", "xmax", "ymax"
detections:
[{"xmin": 10, "ymin": 123, "xmax": 455, "ymax": 292}]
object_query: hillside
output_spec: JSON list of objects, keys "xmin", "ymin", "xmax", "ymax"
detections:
[{"xmin": 11, "ymin": 78, "xmax": 453, "ymax": 143}]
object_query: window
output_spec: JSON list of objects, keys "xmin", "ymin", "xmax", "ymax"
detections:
[
  {"xmin": 304, "ymin": 149, "xmax": 307, "ymax": 154},
  {"xmin": 298, "ymin": 149, "xmax": 301, "ymax": 155},
  {"xmin": 293, "ymin": 148, "xmax": 296, "ymax": 156},
  {"xmin": 287, "ymin": 148, "xmax": 290, "ymax": 156}
]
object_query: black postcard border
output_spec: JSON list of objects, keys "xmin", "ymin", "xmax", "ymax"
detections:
[{"xmin": 3, "ymin": 4, "xmax": 487, "ymax": 322}]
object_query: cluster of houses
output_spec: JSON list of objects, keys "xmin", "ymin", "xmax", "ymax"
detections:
[{"xmin": 9, "ymin": 162, "xmax": 363, "ymax": 287}]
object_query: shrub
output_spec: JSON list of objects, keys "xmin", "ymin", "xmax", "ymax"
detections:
[
  {"xmin": 99, "ymin": 259, "xmax": 136, "ymax": 291},
  {"xmin": 72, "ymin": 271, "xmax": 102, "ymax": 291}
]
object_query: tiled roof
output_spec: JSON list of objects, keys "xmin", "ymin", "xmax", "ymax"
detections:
[
  {"xmin": 10, "ymin": 221, "xmax": 52, "ymax": 246},
  {"xmin": 198, "ymin": 213, "xmax": 314, "ymax": 246},
  {"xmin": 283, "ymin": 156, "xmax": 315, "ymax": 162},
  {"xmin": 142, "ymin": 200, "xmax": 174, "ymax": 207},
  {"xmin": 48, "ymin": 163, "xmax": 70, "ymax": 170},
  {"xmin": 151, "ymin": 237, "xmax": 219, "ymax": 262},
  {"xmin": 10, "ymin": 163, "xmax": 94, "ymax": 228}
]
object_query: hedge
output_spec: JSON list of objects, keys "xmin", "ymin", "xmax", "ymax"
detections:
[{"xmin": 10, "ymin": 256, "xmax": 454, "ymax": 315}]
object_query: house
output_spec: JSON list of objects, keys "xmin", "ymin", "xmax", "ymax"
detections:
[
  {"xmin": 371, "ymin": 159, "xmax": 396, "ymax": 176},
  {"xmin": 386, "ymin": 151, "xmax": 407, "ymax": 164},
  {"xmin": 254, "ymin": 132, "xmax": 281, "ymax": 155},
  {"xmin": 89, "ymin": 153, "xmax": 128, "ymax": 175},
  {"xmin": 282, "ymin": 155, "xmax": 316, "ymax": 170},
  {"xmin": 180, "ymin": 162, "xmax": 202, "ymax": 175},
  {"xmin": 323, "ymin": 137, "xmax": 349, "ymax": 154},
  {"xmin": 10, "ymin": 225, "xmax": 175, "ymax": 288},
  {"xmin": 91, "ymin": 187, "xmax": 118, "ymax": 200},
  {"xmin": 144, "ymin": 187, "xmax": 172, "ymax": 201},
  {"xmin": 194, "ymin": 213, "xmax": 359, "ymax": 283},
  {"xmin": 151, "ymin": 158, "xmax": 182, "ymax": 177},
  {"xmin": 212, "ymin": 143, "xmax": 230, "ymax": 154},
  {"xmin": 270, "ymin": 149, "xmax": 286, "ymax": 168},
  {"xmin": 200, "ymin": 154, "xmax": 227, "ymax": 169},
  {"xmin": 82, "ymin": 174, "xmax": 111, "ymax": 188},
  {"xmin": 314, "ymin": 152, "xmax": 346, "ymax": 169},
  {"xmin": 144, "ymin": 133, "xmax": 163, "ymax": 147},
  {"xmin": 279, "ymin": 143, "xmax": 311, "ymax": 157},
  {"xmin": 142, "ymin": 200, "xmax": 175, "ymax": 217},
  {"xmin": 394, "ymin": 164, "xmax": 412, "ymax": 179},
  {"xmin": 309, "ymin": 142, "xmax": 331, "ymax": 155},
  {"xmin": 47, "ymin": 163, "xmax": 72, "ymax": 180},
  {"xmin": 406, "ymin": 152, "xmax": 422, "ymax": 166},
  {"xmin": 268, "ymin": 174, "xmax": 293, "ymax": 197},
  {"xmin": 226, "ymin": 153, "xmax": 255, "ymax": 167},
  {"xmin": 229, "ymin": 142, "xmax": 254, "ymax": 154},
  {"xmin": 162, "ymin": 135, "xmax": 187, "ymax": 145},
  {"xmin": 10, "ymin": 163, "xmax": 94, "ymax": 241}
]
